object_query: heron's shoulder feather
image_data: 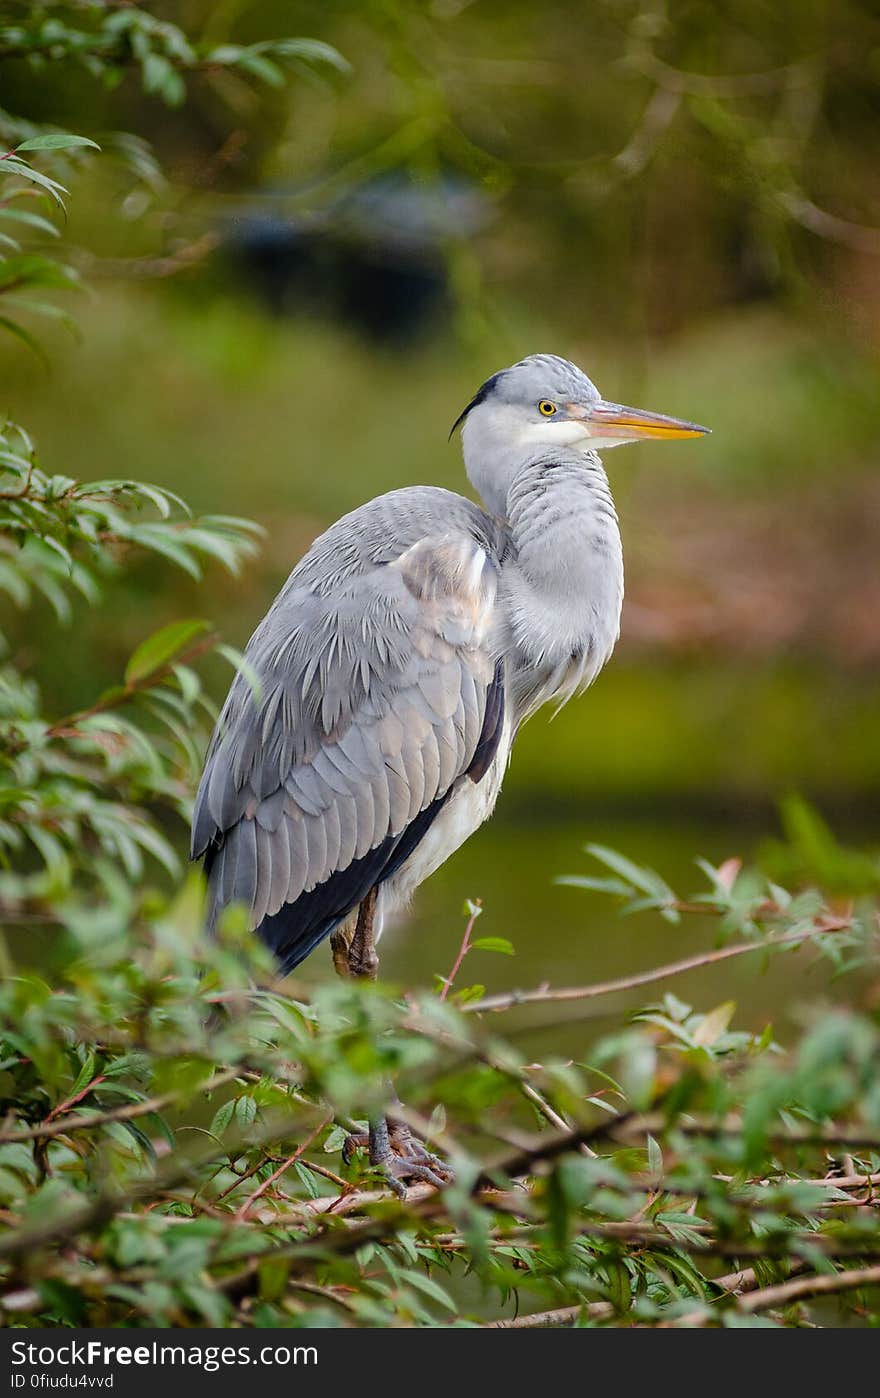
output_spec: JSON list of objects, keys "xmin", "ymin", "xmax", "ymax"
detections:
[{"xmin": 288, "ymin": 486, "xmax": 502, "ymax": 593}]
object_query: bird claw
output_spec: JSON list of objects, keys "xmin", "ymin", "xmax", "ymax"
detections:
[
  {"xmin": 396, "ymin": 1135, "xmax": 449, "ymax": 1176},
  {"xmin": 378, "ymin": 1153, "xmax": 448, "ymax": 1197},
  {"xmin": 341, "ymin": 1129, "xmax": 369, "ymax": 1166},
  {"xmin": 343, "ymin": 1119, "xmax": 453, "ymax": 1195}
]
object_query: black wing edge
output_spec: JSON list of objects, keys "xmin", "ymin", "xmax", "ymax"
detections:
[
  {"xmin": 205, "ymin": 658, "xmax": 506, "ymax": 975},
  {"xmin": 257, "ymin": 788, "xmax": 453, "ymax": 974},
  {"xmin": 465, "ymin": 657, "xmax": 504, "ymax": 782}
]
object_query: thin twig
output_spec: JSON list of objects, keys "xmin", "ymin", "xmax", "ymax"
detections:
[
  {"xmin": 778, "ymin": 192, "xmax": 880, "ymax": 255},
  {"xmin": 464, "ymin": 920, "xmax": 850, "ymax": 1015},
  {"xmin": 614, "ymin": 1114, "xmax": 880, "ymax": 1150},
  {"xmin": 43, "ymin": 1074, "xmax": 107, "ymax": 1123},
  {"xmin": 0, "ymin": 1067, "xmax": 242, "ymax": 1144},
  {"xmin": 438, "ymin": 900, "xmax": 482, "ymax": 1001},
  {"xmin": 478, "ymin": 1108, "xmax": 880, "ymax": 1189},
  {"xmin": 46, "ymin": 633, "xmax": 219, "ymax": 736},
  {"xmin": 520, "ymin": 1081, "xmax": 597, "ymax": 1159},
  {"xmin": 235, "ymin": 1114, "xmax": 331, "ymax": 1220},
  {"xmin": 296, "ymin": 1158, "xmax": 348, "ymax": 1190}
]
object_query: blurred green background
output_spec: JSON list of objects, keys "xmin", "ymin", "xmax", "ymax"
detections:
[{"xmin": 3, "ymin": 1, "xmax": 880, "ymax": 1021}]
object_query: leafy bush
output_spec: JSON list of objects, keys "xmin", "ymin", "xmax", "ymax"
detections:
[
  {"xmin": 0, "ymin": 858, "xmax": 878, "ymax": 1328},
  {"xmin": 0, "ymin": 2, "xmax": 878, "ymax": 1332}
]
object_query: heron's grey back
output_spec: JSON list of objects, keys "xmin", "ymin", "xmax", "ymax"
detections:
[{"xmin": 192, "ymin": 486, "xmax": 505, "ymax": 969}]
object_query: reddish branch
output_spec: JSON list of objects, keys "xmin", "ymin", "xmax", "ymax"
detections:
[
  {"xmin": 235, "ymin": 1114, "xmax": 332, "ymax": 1220},
  {"xmin": 46, "ymin": 632, "xmax": 218, "ymax": 736},
  {"xmin": 0, "ymin": 1067, "xmax": 241, "ymax": 1144},
  {"xmin": 438, "ymin": 899, "xmax": 482, "ymax": 1001}
]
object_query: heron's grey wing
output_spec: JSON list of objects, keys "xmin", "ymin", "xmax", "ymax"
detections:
[{"xmin": 192, "ymin": 530, "xmax": 503, "ymax": 972}]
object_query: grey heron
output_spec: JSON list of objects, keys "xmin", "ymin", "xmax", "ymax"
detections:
[{"xmin": 193, "ymin": 353, "xmax": 708, "ymax": 1185}]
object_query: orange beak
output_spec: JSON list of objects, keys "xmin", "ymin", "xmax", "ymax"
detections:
[{"xmin": 584, "ymin": 400, "xmax": 710, "ymax": 442}]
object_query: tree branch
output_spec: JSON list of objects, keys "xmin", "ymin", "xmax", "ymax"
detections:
[
  {"xmin": 737, "ymin": 1263, "xmax": 880, "ymax": 1314},
  {"xmin": 464, "ymin": 919, "xmax": 850, "ymax": 1015},
  {"xmin": 671, "ymin": 1262, "xmax": 880, "ymax": 1325},
  {"xmin": 46, "ymin": 632, "xmax": 219, "ymax": 736},
  {"xmin": 0, "ymin": 1066, "xmax": 241, "ymax": 1144}
]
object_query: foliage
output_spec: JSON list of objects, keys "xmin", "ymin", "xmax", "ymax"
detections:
[
  {"xmin": 0, "ymin": 1, "xmax": 879, "ymax": 1332},
  {"xmin": 0, "ymin": 860, "xmax": 878, "ymax": 1329},
  {"xmin": 0, "ymin": 105, "xmax": 260, "ymax": 933},
  {"xmin": 0, "ymin": 3, "xmax": 348, "ymax": 109},
  {"xmin": 0, "ymin": 8, "xmax": 335, "ymax": 934}
]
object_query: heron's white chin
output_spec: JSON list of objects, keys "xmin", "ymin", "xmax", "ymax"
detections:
[{"xmin": 519, "ymin": 419, "xmax": 596, "ymax": 451}]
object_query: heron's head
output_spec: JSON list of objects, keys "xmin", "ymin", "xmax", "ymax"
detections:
[{"xmin": 452, "ymin": 353, "xmax": 709, "ymax": 516}]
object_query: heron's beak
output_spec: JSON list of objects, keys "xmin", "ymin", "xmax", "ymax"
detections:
[{"xmin": 583, "ymin": 400, "xmax": 710, "ymax": 443}]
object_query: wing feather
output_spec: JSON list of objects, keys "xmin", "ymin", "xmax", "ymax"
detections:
[
  {"xmin": 303, "ymin": 813, "xmax": 327, "ymax": 892},
  {"xmin": 252, "ymin": 824, "xmax": 273, "ymax": 928},
  {"xmin": 268, "ymin": 819, "xmax": 291, "ymax": 916},
  {"xmin": 369, "ymin": 767, "xmax": 391, "ymax": 845},
  {"xmin": 231, "ymin": 818, "xmax": 257, "ymax": 910},
  {"xmin": 192, "ymin": 488, "xmax": 505, "ymax": 970}
]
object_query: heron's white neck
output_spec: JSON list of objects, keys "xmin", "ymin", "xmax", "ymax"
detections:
[{"xmin": 499, "ymin": 451, "xmax": 624, "ymax": 721}]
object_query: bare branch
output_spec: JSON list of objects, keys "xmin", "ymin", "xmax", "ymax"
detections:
[
  {"xmin": 779, "ymin": 192, "xmax": 880, "ymax": 255},
  {"xmin": 738, "ymin": 1263, "xmax": 880, "ymax": 1314},
  {"xmin": 464, "ymin": 920, "xmax": 849, "ymax": 1015},
  {"xmin": 234, "ymin": 1114, "xmax": 332, "ymax": 1220},
  {"xmin": 671, "ymin": 1262, "xmax": 880, "ymax": 1326}
]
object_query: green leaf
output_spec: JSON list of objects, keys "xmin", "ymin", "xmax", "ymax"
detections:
[
  {"xmin": 451, "ymin": 983, "xmax": 485, "ymax": 1004},
  {"xmin": 124, "ymin": 619, "xmax": 210, "ymax": 686},
  {"xmin": 556, "ymin": 874, "xmax": 640, "ymax": 896},
  {"xmin": 400, "ymin": 1269, "xmax": 457, "ymax": 1313},
  {"xmin": 0, "ymin": 314, "xmax": 48, "ymax": 365},
  {"xmin": 209, "ymin": 1099, "xmax": 235, "ymax": 1137},
  {"xmin": 68, "ymin": 1052, "xmax": 97, "ymax": 1098},
  {"xmin": 234, "ymin": 52, "xmax": 285, "ymax": 87},
  {"xmin": 36, "ymin": 1279, "xmax": 86, "ymax": 1325},
  {"xmin": 129, "ymin": 526, "xmax": 202, "ymax": 577},
  {"xmin": 271, "ymin": 38, "xmax": 351, "ymax": 75},
  {"xmin": 15, "ymin": 135, "xmax": 101, "ymax": 153},
  {"xmin": 0, "ymin": 159, "xmax": 69, "ymax": 205},
  {"xmin": 471, "ymin": 936, "xmax": 514, "ymax": 956},
  {"xmin": 0, "ymin": 208, "xmax": 60, "ymax": 237},
  {"xmin": 234, "ymin": 1095, "xmax": 257, "ymax": 1129},
  {"xmin": 258, "ymin": 1256, "xmax": 291, "ymax": 1302},
  {"xmin": 646, "ymin": 1133, "xmax": 663, "ymax": 1175},
  {"xmin": 604, "ymin": 1258, "xmax": 632, "ymax": 1313},
  {"xmin": 323, "ymin": 1125, "xmax": 348, "ymax": 1154},
  {"xmin": 3, "ymin": 298, "xmax": 80, "ymax": 341},
  {"xmin": 693, "ymin": 1001, "xmax": 736, "ymax": 1047},
  {"xmin": 0, "ymin": 254, "xmax": 80, "ymax": 293}
]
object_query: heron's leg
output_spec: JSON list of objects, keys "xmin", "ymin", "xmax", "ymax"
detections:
[
  {"xmin": 347, "ymin": 886, "xmax": 379, "ymax": 980},
  {"xmin": 329, "ymin": 906, "xmax": 360, "ymax": 980},
  {"xmin": 339, "ymin": 891, "xmax": 450, "ymax": 1192},
  {"xmin": 330, "ymin": 926, "xmax": 353, "ymax": 979}
]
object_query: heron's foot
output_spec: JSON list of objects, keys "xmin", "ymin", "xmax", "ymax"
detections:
[{"xmin": 343, "ymin": 1117, "xmax": 452, "ymax": 1197}]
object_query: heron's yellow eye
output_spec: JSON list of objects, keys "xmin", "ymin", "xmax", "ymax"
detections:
[{"xmin": 538, "ymin": 400, "xmax": 557, "ymax": 417}]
